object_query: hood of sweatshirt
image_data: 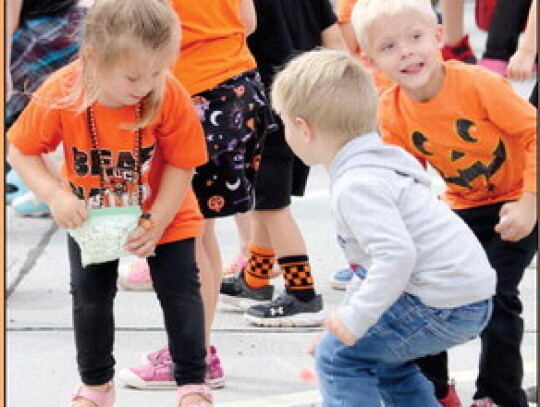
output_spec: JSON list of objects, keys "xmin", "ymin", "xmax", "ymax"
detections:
[{"xmin": 328, "ymin": 132, "xmax": 432, "ymax": 188}]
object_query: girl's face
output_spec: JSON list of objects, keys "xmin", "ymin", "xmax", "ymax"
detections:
[{"xmin": 96, "ymin": 50, "xmax": 172, "ymax": 108}]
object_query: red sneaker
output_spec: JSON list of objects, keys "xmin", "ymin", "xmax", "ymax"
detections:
[
  {"xmin": 441, "ymin": 35, "xmax": 477, "ymax": 64},
  {"xmin": 438, "ymin": 381, "xmax": 463, "ymax": 407}
]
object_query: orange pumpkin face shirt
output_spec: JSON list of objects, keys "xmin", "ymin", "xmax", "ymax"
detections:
[{"xmin": 378, "ymin": 61, "xmax": 536, "ymax": 209}]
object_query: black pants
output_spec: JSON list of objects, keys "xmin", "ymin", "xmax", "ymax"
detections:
[
  {"xmin": 483, "ymin": 0, "xmax": 532, "ymax": 60},
  {"xmin": 417, "ymin": 202, "xmax": 537, "ymax": 406},
  {"xmin": 68, "ymin": 236, "xmax": 207, "ymax": 386}
]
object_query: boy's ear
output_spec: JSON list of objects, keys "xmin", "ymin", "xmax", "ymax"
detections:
[
  {"xmin": 294, "ymin": 116, "xmax": 315, "ymax": 140},
  {"xmin": 435, "ymin": 24, "xmax": 444, "ymax": 49}
]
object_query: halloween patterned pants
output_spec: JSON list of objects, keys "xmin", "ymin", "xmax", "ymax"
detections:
[{"xmin": 191, "ymin": 69, "xmax": 275, "ymax": 218}]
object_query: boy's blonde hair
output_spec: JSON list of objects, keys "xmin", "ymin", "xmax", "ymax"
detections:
[
  {"xmin": 76, "ymin": 0, "xmax": 180, "ymax": 128},
  {"xmin": 351, "ymin": 0, "xmax": 437, "ymax": 50},
  {"xmin": 271, "ymin": 50, "xmax": 377, "ymax": 141}
]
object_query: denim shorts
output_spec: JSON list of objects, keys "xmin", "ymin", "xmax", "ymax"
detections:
[{"xmin": 316, "ymin": 293, "xmax": 493, "ymax": 406}]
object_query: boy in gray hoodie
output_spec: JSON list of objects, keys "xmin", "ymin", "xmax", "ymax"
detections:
[{"xmin": 271, "ymin": 49, "xmax": 496, "ymax": 407}]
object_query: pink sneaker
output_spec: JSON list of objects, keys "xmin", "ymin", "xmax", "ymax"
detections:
[
  {"xmin": 143, "ymin": 346, "xmax": 171, "ymax": 365},
  {"xmin": 470, "ymin": 397, "xmax": 504, "ymax": 407},
  {"xmin": 478, "ymin": 58, "xmax": 508, "ymax": 76},
  {"xmin": 438, "ymin": 380, "xmax": 462, "ymax": 407},
  {"xmin": 118, "ymin": 360, "xmax": 175, "ymax": 390},
  {"xmin": 117, "ymin": 259, "xmax": 153, "ymax": 291},
  {"xmin": 133, "ymin": 345, "xmax": 225, "ymax": 389},
  {"xmin": 206, "ymin": 346, "xmax": 225, "ymax": 389}
]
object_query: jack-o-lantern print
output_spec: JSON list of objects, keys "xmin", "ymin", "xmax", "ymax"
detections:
[
  {"xmin": 411, "ymin": 118, "xmax": 507, "ymax": 192},
  {"xmin": 208, "ymin": 195, "xmax": 225, "ymax": 213}
]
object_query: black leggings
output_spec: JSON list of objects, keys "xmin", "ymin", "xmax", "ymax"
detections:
[{"xmin": 68, "ymin": 236, "xmax": 206, "ymax": 386}]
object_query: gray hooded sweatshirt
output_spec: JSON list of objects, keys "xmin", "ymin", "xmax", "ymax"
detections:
[{"xmin": 328, "ymin": 133, "xmax": 496, "ymax": 339}]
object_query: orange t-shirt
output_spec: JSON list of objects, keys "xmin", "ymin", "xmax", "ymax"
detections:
[
  {"xmin": 335, "ymin": 0, "xmax": 394, "ymax": 94},
  {"xmin": 378, "ymin": 61, "xmax": 537, "ymax": 209},
  {"xmin": 8, "ymin": 62, "xmax": 208, "ymax": 244},
  {"xmin": 171, "ymin": 0, "xmax": 256, "ymax": 95}
]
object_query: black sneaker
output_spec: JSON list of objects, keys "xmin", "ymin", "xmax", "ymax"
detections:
[
  {"xmin": 244, "ymin": 292, "xmax": 325, "ymax": 327},
  {"xmin": 220, "ymin": 271, "xmax": 274, "ymax": 310}
]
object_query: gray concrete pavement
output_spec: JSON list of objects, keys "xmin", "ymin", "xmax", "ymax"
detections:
[{"xmin": 6, "ymin": 2, "xmax": 537, "ymax": 406}]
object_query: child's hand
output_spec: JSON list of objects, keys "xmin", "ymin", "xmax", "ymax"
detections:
[
  {"xmin": 307, "ymin": 332, "xmax": 324, "ymax": 357},
  {"xmin": 124, "ymin": 220, "xmax": 165, "ymax": 258},
  {"xmin": 324, "ymin": 314, "xmax": 357, "ymax": 346},
  {"xmin": 494, "ymin": 193, "xmax": 537, "ymax": 242},
  {"xmin": 507, "ymin": 49, "xmax": 536, "ymax": 81},
  {"xmin": 49, "ymin": 190, "xmax": 88, "ymax": 229}
]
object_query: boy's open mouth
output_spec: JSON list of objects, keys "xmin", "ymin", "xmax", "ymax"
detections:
[{"xmin": 401, "ymin": 62, "xmax": 425, "ymax": 74}]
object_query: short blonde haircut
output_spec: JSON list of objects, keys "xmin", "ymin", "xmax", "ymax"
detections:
[
  {"xmin": 271, "ymin": 49, "xmax": 378, "ymax": 141},
  {"xmin": 351, "ymin": 0, "xmax": 437, "ymax": 50},
  {"xmin": 75, "ymin": 0, "xmax": 181, "ymax": 128}
]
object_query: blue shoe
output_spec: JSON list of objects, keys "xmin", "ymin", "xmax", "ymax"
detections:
[
  {"xmin": 6, "ymin": 170, "xmax": 29, "ymax": 204},
  {"xmin": 11, "ymin": 191, "xmax": 50, "ymax": 218},
  {"xmin": 329, "ymin": 267, "xmax": 354, "ymax": 290}
]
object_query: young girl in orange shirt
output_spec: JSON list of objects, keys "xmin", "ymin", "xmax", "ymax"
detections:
[{"xmin": 7, "ymin": 0, "xmax": 212, "ymax": 406}]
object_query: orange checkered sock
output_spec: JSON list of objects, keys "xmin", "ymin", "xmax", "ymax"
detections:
[
  {"xmin": 243, "ymin": 244, "xmax": 276, "ymax": 289},
  {"xmin": 279, "ymin": 255, "xmax": 316, "ymax": 301}
]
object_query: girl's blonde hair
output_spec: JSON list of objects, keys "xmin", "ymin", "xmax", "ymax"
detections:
[
  {"xmin": 74, "ymin": 0, "xmax": 180, "ymax": 128},
  {"xmin": 351, "ymin": 0, "xmax": 437, "ymax": 50},
  {"xmin": 271, "ymin": 50, "xmax": 378, "ymax": 141}
]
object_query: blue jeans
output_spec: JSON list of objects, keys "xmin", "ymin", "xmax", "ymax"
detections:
[{"xmin": 316, "ymin": 293, "xmax": 492, "ymax": 407}]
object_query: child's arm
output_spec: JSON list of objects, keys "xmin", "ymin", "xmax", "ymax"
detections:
[
  {"xmin": 239, "ymin": 0, "xmax": 256, "ymax": 36},
  {"xmin": 7, "ymin": 144, "xmax": 87, "ymax": 228},
  {"xmin": 125, "ymin": 164, "xmax": 194, "ymax": 258},
  {"xmin": 335, "ymin": 0, "xmax": 361, "ymax": 54},
  {"xmin": 339, "ymin": 22, "xmax": 361, "ymax": 55},
  {"xmin": 331, "ymin": 178, "xmax": 417, "ymax": 344},
  {"xmin": 507, "ymin": 0, "xmax": 537, "ymax": 81},
  {"xmin": 321, "ymin": 23, "xmax": 349, "ymax": 52},
  {"xmin": 476, "ymin": 73, "xmax": 537, "ymax": 241}
]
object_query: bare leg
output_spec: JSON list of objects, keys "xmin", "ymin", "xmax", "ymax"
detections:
[
  {"xmin": 233, "ymin": 212, "xmax": 251, "ymax": 258},
  {"xmin": 196, "ymin": 219, "xmax": 222, "ymax": 348},
  {"xmin": 440, "ymin": 0, "xmax": 465, "ymax": 45},
  {"xmin": 251, "ymin": 207, "xmax": 307, "ymax": 257}
]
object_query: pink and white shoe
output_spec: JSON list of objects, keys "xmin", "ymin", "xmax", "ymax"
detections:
[
  {"xmin": 206, "ymin": 346, "xmax": 225, "ymax": 389},
  {"xmin": 117, "ymin": 359, "xmax": 175, "ymax": 390},
  {"xmin": 117, "ymin": 259, "xmax": 153, "ymax": 291},
  {"xmin": 139, "ymin": 345, "xmax": 225, "ymax": 389}
]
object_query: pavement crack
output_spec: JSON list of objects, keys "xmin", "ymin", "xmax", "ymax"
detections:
[{"xmin": 6, "ymin": 223, "xmax": 59, "ymax": 299}]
